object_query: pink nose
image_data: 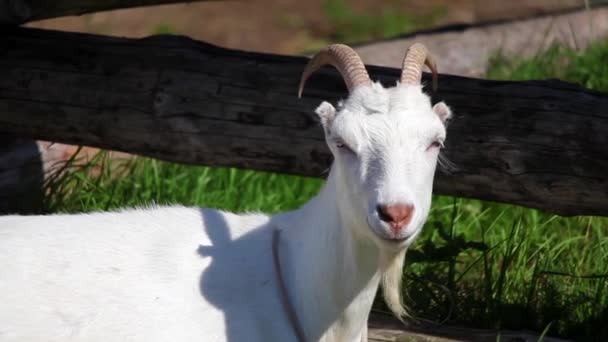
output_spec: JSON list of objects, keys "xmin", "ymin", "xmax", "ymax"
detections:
[{"xmin": 377, "ymin": 203, "xmax": 415, "ymax": 232}]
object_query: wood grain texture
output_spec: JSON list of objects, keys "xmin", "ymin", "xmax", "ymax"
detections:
[
  {"xmin": 0, "ymin": 27, "xmax": 607, "ymax": 216},
  {"xmin": 0, "ymin": 0, "xmax": 213, "ymax": 24}
]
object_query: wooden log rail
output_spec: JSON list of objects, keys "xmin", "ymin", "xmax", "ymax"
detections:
[{"xmin": 0, "ymin": 27, "xmax": 607, "ymax": 216}]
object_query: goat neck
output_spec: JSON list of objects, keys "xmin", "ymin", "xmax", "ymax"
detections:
[{"xmin": 274, "ymin": 167, "xmax": 382, "ymax": 342}]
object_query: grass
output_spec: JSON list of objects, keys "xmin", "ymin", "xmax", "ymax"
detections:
[
  {"xmin": 41, "ymin": 39, "xmax": 608, "ymax": 340},
  {"xmin": 488, "ymin": 40, "xmax": 608, "ymax": 92},
  {"xmin": 402, "ymin": 197, "xmax": 608, "ymax": 338},
  {"xmin": 43, "ymin": 152, "xmax": 321, "ymax": 215},
  {"xmin": 322, "ymin": 0, "xmax": 445, "ymax": 43},
  {"xmin": 152, "ymin": 23, "xmax": 177, "ymax": 35},
  {"xmin": 279, "ymin": 0, "xmax": 444, "ymax": 50}
]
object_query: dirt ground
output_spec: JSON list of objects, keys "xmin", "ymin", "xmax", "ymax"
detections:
[{"xmin": 27, "ymin": 0, "xmax": 589, "ymax": 55}]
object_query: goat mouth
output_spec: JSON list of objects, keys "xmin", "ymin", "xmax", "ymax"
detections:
[
  {"xmin": 366, "ymin": 217, "xmax": 411, "ymax": 243},
  {"xmin": 378, "ymin": 234, "xmax": 409, "ymax": 243}
]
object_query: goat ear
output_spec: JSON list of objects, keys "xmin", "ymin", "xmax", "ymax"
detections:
[
  {"xmin": 315, "ymin": 101, "xmax": 336, "ymax": 127},
  {"xmin": 432, "ymin": 101, "xmax": 452, "ymax": 124}
]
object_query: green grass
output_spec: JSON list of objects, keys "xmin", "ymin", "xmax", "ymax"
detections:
[
  {"xmin": 152, "ymin": 23, "xmax": 177, "ymax": 35},
  {"xmin": 322, "ymin": 0, "xmax": 444, "ymax": 44},
  {"xmin": 41, "ymin": 40, "xmax": 608, "ymax": 340},
  {"xmin": 402, "ymin": 198, "xmax": 608, "ymax": 338},
  {"xmin": 43, "ymin": 152, "xmax": 321, "ymax": 215},
  {"xmin": 488, "ymin": 40, "xmax": 608, "ymax": 92},
  {"xmin": 275, "ymin": 1, "xmax": 444, "ymax": 52}
]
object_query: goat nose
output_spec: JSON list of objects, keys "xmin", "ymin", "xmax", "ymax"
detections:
[{"xmin": 376, "ymin": 203, "xmax": 415, "ymax": 231}]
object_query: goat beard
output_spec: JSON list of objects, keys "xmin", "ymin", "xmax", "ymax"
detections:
[{"xmin": 380, "ymin": 249, "xmax": 408, "ymax": 320}]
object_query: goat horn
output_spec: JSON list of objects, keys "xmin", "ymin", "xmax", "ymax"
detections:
[
  {"xmin": 400, "ymin": 43, "xmax": 438, "ymax": 91},
  {"xmin": 298, "ymin": 44, "xmax": 371, "ymax": 98}
]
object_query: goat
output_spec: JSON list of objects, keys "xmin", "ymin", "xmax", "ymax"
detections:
[{"xmin": 0, "ymin": 43, "xmax": 452, "ymax": 342}]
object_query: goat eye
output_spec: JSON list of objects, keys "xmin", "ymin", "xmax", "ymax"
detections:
[
  {"xmin": 428, "ymin": 140, "xmax": 444, "ymax": 150},
  {"xmin": 335, "ymin": 140, "xmax": 354, "ymax": 153}
]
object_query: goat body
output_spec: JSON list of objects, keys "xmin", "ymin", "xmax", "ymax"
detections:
[
  {"xmin": 0, "ymin": 207, "xmax": 282, "ymax": 341},
  {"xmin": 0, "ymin": 44, "xmax": 451, "ymax": 342},
  {"xmin": 0, "ymin": 170, "xmax": 379, "ymax": 342}
]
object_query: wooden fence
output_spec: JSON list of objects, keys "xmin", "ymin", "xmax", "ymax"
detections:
[{"xmin": 0, "ymin": 0, "xmax": 607, "ymax": 217}]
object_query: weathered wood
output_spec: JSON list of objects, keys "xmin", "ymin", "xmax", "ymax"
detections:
[
  {"xmin": 0, "ymin": 27, "xmax": 607, "ymax": 216},
  {"xmin": 0, "ymin": 0, "xmax": 214, "ymax": 25}
]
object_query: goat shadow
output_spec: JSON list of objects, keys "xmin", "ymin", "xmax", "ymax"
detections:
[
  {"xmin": 195, "ymin": 208, "xmax": 372, "ymax": 341},
  {"xmin": 196, "ymin": 208, "xmax": 289, "ymax": 341},
  {"xmin": 0, "ymin": 136, "xmax": 44, "ymax": 214}
]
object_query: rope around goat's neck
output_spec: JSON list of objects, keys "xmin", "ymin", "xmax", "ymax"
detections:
[{"xmin": 272, "ymin": 228, "xmax": 307, "ymax": 342}]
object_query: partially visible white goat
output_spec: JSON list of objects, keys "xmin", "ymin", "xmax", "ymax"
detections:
[{"xmin": 0, "ymin": 43, "xmax": 451, "ymax": 342}]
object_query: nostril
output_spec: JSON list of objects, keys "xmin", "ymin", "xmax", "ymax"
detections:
[
  {"xmin": 398, "ymin": 205, "xmax": 415, "ymax": 225},
  {"xmin": 376, "ymin": 205, "xmax": 392, "ymax": 223},
  {"xmin": 376, "ymin": 203, "xmax": 415, "ymax": 227}
]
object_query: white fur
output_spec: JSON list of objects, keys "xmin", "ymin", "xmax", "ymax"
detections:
[{"xmin": 0, "ymin": 83, "xmax": 451, "ymax": 342}]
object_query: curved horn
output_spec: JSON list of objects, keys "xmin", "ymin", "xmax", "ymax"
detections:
[
  {"xmin": 298, "ymin": 44, "xmax": 371, "ymax": 98},
  {"xmin": 400, "ymin": 43, "xmax": 438, "ymax": 91}
]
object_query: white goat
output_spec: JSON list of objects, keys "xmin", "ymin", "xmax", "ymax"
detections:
[{"xmin": 0, "ymin": 43, "xmax": 451, "ymax": 342}]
